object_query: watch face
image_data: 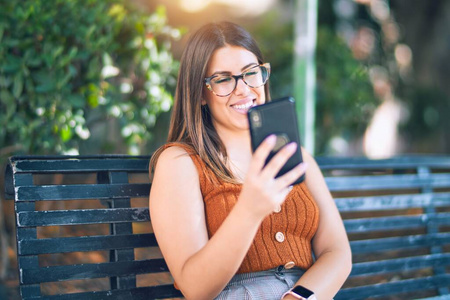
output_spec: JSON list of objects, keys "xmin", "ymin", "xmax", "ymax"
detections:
[{"xmin": 291, "ymin": 285, "xmax": 314, "ymax": 297}]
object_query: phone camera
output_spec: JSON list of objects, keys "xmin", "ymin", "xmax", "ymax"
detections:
[{"xmin": 250, "ymin": 111, "xmax": 262, "ymax": 127}]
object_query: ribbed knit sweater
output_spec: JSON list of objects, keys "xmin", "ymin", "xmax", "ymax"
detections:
[{"xmin": 164, "ymin": 143, "xmax": 319, "ymax": 273}]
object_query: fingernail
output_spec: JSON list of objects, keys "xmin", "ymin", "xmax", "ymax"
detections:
[
  {"xmin": 286, "ymin": 142, "xmax": 297, "ymax": 151},
  {"xmin": 266, "ymin": 134, "xmax": 276, "ymax": 144}
]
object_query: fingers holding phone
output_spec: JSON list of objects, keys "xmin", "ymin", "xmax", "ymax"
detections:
[
  {"xmin": 248, "ymin": 134, "xmax": 278, "ymax": 174},
  {"xmin": 259, "ymin": 139, "xmax": 308, "ymax": 192},
  {"xmin": 260, "ymin": 141, "xmax": 297, "ymax": 180},
  {"xmin": 239, "ymin": 135, "xmax": 307, "ymax": 219}
]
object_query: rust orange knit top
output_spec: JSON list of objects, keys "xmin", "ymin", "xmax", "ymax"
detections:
[{"xmin": 164, "ymin": 143, "xmax": 319, "ymax": 274}]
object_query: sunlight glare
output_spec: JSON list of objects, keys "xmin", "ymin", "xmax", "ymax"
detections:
[
  {"xmin": 179, "ymin": 0, "xmax": 211, "ymax": 13},
  {"xmin": 179, "ymin": 0, "xmax": 275, "ymax": 16}
]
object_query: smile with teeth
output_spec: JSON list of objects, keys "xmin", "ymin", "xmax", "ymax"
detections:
[{"xmin": 232, "ymin": 100, "xmax": 254, "ymax": 110}]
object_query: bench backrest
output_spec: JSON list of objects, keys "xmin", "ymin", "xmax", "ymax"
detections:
[
  {"xmin": 5, "ymin": 155, "xmax": 450, "ymax": 299},
  {"xmin": 5, "ymin": 155, "xmax": 182, "ymax": 300},
  {"xmin": 315, "ymin": 156, "xmax": 450, "ymax": 299}
]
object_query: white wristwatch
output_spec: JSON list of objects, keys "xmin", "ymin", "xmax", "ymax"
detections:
[{"xmin": 281, "ymin": 285, "xmax": 316, "ymax": 300}]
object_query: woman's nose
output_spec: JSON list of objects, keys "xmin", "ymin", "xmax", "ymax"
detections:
[{"xmin": 234, "ymin": 77, "xmax": 250, "ymax": 96}]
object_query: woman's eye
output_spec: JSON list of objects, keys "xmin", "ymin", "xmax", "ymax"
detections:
[
  {"xmin": 244, "ymin": 71, "xmax": 258, "ymax": 77},
  {"xmin": 214, "ymin": 77, "xmax": 232, "ymax": 84}
]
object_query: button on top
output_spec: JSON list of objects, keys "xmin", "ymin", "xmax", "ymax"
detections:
[
  {"xmin": 284, "ymin": 261, "xmax": 295, "ymax": 269},
  {"xmin": 273, "ymin": 205, "xmax": 282, "ymax": 213},
  {"xmin": 275, "ymin": 232, "xmax": 285, "ymax": 243}
]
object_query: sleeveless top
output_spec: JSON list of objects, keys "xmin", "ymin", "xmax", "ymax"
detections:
[{"xmin": 163, "ymin": 143, "xmax": 319, "ymax": 274}]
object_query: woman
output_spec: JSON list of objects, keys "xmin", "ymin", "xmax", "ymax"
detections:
[{"xmin": 149, "ymin": 22, "xmax": 351, "ymax": 300}]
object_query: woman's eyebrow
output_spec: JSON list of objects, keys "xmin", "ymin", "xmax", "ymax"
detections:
[
  {"xmin": 210, "ymin": 62, "xmax": 258, "ymax": 77},
  {"xmin": 241, "ymin": 62, "xmax": 258, "ymax": 71},
  {"xmin": 210, "ymin": 70, "xmax": 232, "ymax": 76}
]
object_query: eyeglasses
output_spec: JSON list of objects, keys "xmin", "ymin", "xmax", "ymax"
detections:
[{"xmin": 204, "ymin": 63, "xmax": 271, "ymax": 97}]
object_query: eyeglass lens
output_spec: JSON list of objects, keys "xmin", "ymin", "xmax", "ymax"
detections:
[{"xmin": 209, "ymin": 65, "xmax": 269, "ymax": 96}]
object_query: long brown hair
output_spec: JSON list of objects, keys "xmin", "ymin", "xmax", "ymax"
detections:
[{"xmin": 150, "ymin": 22, "xmax": 270, "ymax": 183}]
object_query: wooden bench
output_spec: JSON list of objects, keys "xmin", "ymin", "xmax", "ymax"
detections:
[{"xmin": 4, "ymin": 155, "xmax": 450, "ymax": 299}]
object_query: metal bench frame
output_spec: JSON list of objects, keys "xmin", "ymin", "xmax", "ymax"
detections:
[{"xmin": 4, "ymin": 155, "xmax": 450, "ymax": 299}]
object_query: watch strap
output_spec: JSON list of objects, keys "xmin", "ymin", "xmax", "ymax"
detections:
[{"xmin": 281, "ymin": 285, "xmax": 316, "ymax": 300}]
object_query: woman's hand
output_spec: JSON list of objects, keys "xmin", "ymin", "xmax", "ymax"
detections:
[{"xmin": 239, "ymin": 134, "xmax": 308, "ymax": 219}]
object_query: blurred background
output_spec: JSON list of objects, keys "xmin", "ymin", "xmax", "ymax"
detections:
[{"xmin": 0, "ymin": 0, "xmax": 449, "ymax": 297}]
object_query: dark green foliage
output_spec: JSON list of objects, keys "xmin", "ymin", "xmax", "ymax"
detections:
[
  {"xmin": 0, "ymin": 0, "xmax": 180, "ymax": 155},
  {"xmin": 249, "ymin": 15, "xmax": 377, "ymax": 155},
  {"xmin": 247, "ymin": 14, "xmax": 295, "ymax": 99},
  {"xmin": 315, "ymin": 28, "xmax": 377, "ymax": 154},
  {"xmin": 399, "ymin": 86, "xmax": 450, "ymax": 151}
]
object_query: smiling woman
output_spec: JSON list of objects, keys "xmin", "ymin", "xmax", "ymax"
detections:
[{"xmin": 148, "ymin": 22, "xmax": 351, "ymax": 300}]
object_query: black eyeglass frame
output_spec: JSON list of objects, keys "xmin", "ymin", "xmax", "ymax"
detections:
[{"xmin": 204, "ymin": 63, "xmax": 271, "ymax": 97}]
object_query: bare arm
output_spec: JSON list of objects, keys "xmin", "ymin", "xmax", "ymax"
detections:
[
  {"xmin": 149, "ymin": 137, "xmax": 307, "ymax": 299},
  {"xmin": 285, "ymin": 149, "xmax": 352, "ymax": 300}
]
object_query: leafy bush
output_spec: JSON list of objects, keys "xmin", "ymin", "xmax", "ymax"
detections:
[{"xmin": 0, "ymin": 0, "xmax": 181, "ymax": 155}]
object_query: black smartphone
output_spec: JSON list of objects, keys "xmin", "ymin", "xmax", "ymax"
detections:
[{"xmin": 247, "ymin": 96, "xmax": 305, "ymax": 185}]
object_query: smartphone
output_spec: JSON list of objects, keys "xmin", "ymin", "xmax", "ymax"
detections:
[{"xmin": 247, "ymin": 96, "xmax": 305, "ymax": 184}]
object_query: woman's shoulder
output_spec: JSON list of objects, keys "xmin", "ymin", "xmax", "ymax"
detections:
[
  {"xmin": 150, "ymin": 145, "xmax": 200, "ymax": 191},
  {"xmin": 155, "ymin": 143, "xmax": 197, "ymax": 170},
  {"xmin": 152, "ymin": 142, "xmax": 218, "ymax": 188}
]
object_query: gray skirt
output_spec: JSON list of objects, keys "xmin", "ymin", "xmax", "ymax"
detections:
[{"xmin": 214, "ymin": 266, "xmax": 305, "ymax": 300}]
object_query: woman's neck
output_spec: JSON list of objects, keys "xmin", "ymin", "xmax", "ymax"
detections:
[
  {"xmin": 216, "ymin": 127, "xmax": 251, "ymax": 154},
  {"xmin": 216, "ymin": 128, "xmax": 253, "ymax": 181}
]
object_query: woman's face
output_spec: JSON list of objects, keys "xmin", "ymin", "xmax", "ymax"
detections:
[{"xmin": 203, "ymin": 45, "xmax": 266, "ymax": 134}]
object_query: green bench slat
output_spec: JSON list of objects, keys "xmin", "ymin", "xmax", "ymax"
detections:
[
  {"xmin": 16, "ymin": 180, "xmax": 449, "ymax": 202},
  {"xmin": 326, "ymin": 173, "xmax": 450, "ymax": 191},
  {"xmin": 344, "ymin": 213, "xmax": 450, "ymax": 233},
  {"xmin": 417, "ymin": 296, "xmax": 450, "ymax": 300},
  {"xmin": 336, "ymin": 274, "xmax": 450, "ymax": 300},
  {"xmin": 20, "ymin": 259, "xmax": 169, "ymax": 284},
  {"xmin": 17, "ymin": 208, "xmax": 150, "ymax": 227},
  {"xmin": 11, "ymin": 156, "xmax": 150, "ymax": 173},
  {"xmin": 351, "ymin": 253, "xmax": 450, "ymax": 276},
  {"xmin": 336, "ymin": 192, "xmax": 450, "ymax": 211},
  {"xmin": 24, "ymin": 285, "xmax": 182, "ymax": 300},
  {"xmin": 16, "ymin": 183, "xmax": 150, "ymax": 201},
  {"xmin": 11, "ymin": 155, "xmax": 450, "ymax": 173},
  {"xmin": 316, "ymin": 156, "xmax": 450, "ymax": 170},
  {"xmin": 18, "ymin": 233, "xmax": 157, "ymax": 255},
  {"xmin": 350, "ymin": 232, "xmax": 450, "ymax": 254}
]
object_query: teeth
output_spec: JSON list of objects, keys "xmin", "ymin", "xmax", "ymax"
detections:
[{"xmin": 232, "ymin": 101, "xmax": 253, "ymax": 110}]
